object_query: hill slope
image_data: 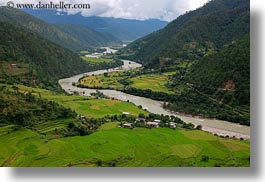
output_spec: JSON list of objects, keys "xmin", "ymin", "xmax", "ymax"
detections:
[
  {"xmin": 0, "ymin": 8, "xmax": 120, "ymax": 51},
  {"xmin": 118, "ymin": 0, "xmax": 250, "ymax": 67},
  {"xmin": 23, "ymin": 9, "xmax": 168, "ymax": 42},
  {"xmin": 55, "ymin": 23, "xmax": 122, "ymax": 48},
  {"xmin": 166, "ymin": 36, "xmax": 250, "ymax": 125},
  {"xmin": 0, "ymin": 21, "xmax": 112, "ymax": 90}
]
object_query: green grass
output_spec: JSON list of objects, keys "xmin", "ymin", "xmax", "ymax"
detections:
[
  {"xmin": 0, "ymin": 84, "xmax": 250, "ymax": 167},
  {"xmin": 33, "ymin": 119, "xmax": 75, "ymax": 134},
  {"xmin": 98, "ymin": 122, "xmax": 120, "ymax": 130},
  {"xmin": 0, "ymin": 125, "xmax": 250, "ymax": 167},
  {"xmin": 0, "ymin": 125, "xmax": 14, "ymax": 136},
  {"xmin": 0, "ymin": 62, "xmax": 30, "ymax": 76},
  {"xmin": 79, "ymin": 71, "xmax": 125, "ymax": 89},
  {"xmin": 81, "ymin": 56, "xmax": 115, "ymax": 64},
  {"xmin": 1, "ymin": 84, "xmax": 147, "ymax": 118},
  {"xmin": 110, "ymin": 45, "xmax": 124, "ymax": 50},
  {"xmin": 129, "ymin": 73, "xmax": 175, "ymax": 94},
  {"xmin": 79, "ymin": 71, "xmax": 175, "ymax": 94},
  {"xmin": 60, "ymin": 99, "xmax": 147, "ymax": 118}
]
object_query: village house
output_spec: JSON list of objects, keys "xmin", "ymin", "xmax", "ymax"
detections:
[
  {"xmin": 135, "ymin": 118, "xmax": 146, "ymax": 124},
  {"xmin": 9, "ymin": 63, "xmax": 18, "ymax": 69},
  {"xmin": 146, "ymin": 122, "xmax": 159, "ymax": 128},
  {"xmin": 123, "ymin": 123, "xmax": 132, "ymax": 129},
  {"xmin": 154, "ymin": 119, "xmax": 161, "ymax": 123},
  {"xmin": 169, "ymin": 122, "xmax": 177, "ymax": 129},
  {"xmin": 79, "ymin": 115, "xmax": 86, "ymax": 121}
]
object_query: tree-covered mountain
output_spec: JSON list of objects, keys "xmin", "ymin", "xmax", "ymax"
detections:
[
  {"xmin": 0, "ymin": 8, "xmax": 121, "ymax": 51},
  {"xmin": 0, "ymin": 21, "xmax": 121, "ymax": 91},
  {"xmin": 23, "ymin": 9, "xmax": 168, "ymax": 42},
  {"xmin": 118, "ymin": 0, "xmax": 250, "ymax": 67},
  {"xmin": 166, "ymin": 36, "xmax": 250, "ymax": 125},
  {"xmin": 55, "ymin": 23, "xmax": 122, "ymax": 48}
]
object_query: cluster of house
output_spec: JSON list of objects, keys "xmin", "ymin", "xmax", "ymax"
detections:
[
  {"xmin": 85, "ymin": 53, "xmax": 102, "ymax": 59},
  {"xmin": 9, "ymin": 63, "xmax": 18, "ymax": 69},
  {"xmin": 122, "ymin": 117, "xmax": 177, "ymax": 129}
]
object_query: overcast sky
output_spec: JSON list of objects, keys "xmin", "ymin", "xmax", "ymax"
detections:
[{"xmin": 1, "ymin": 0, "xmax": 209, "ymax": 21}]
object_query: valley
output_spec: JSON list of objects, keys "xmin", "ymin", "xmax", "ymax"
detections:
[
  {"xmin": 59, "ymin": 58, "xmax": 250, "ymax": 140},
  {"xmin": 0, "ymin": 47, "xmax": 250, "ymax": 166},
  {"xmin": 0, "ymin": 0, "xmax": 250, "ymax": 167}
]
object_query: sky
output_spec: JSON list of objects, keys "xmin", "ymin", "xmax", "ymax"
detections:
[{"xmin": 0, "ymin": 0, "xmax": 209, "ymax": 21}]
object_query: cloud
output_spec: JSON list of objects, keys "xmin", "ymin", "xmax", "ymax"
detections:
[{"xmin": 1, "ymin": 0, "xmax": 209, "ymax": 21}]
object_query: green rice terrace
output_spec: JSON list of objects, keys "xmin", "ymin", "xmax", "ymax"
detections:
[
  {"xmin": 81, "ymin": 57, "xmax": 116, "ymax": 64},
  {"xmin": 78, "ymin": 70, "xmax": 176, "ymax": 94},
  {"xmin": 0, "ymin": 84, "xmax": 147, "ymax": 118},
  {"xmin": 0, "ymin": 83, "xmax": 250, "ymax": 167},
  {"xmin": 0, "ymin": 124, "xmax": 250, "ymax": 167}
]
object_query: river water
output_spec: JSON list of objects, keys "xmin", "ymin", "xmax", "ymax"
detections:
[{"xmin": 59, "ymin": 60, "xmax": 250, "ymax": 140}]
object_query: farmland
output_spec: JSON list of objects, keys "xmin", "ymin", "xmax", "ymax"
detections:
[
  {"xmin": 0, "ymin": 84, "xmax": 250, "ymax": 167},
  {"xmin": 78, "ymin": 71, "xmax": 175, "ymax": 94},
  {"xmin": 59, "ymin": 99, "xmax": 147, "ymax": 118},
  {"xmin": 81, "ymin": 56, "xmax": 115, "ymax": 64},
  {"xmin": 129, "ymin": 72, "xmax": 175, "ymax": 94},
  {"xmin": 0, "ymin": 84, "xmax": 147, "ymax": 119},
  {"xmin": 0, "ymin": 124, "xmax": 250, "ymax": 167},
  {"xmin": 79, "ymin": 71, "xmax": 125, "ymax": 90}
]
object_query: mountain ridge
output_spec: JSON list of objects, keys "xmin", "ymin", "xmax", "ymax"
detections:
[
  {"xmin": 117, "ymin": 0, "xmax": 249, "ymax": 67},
  {"xmin": 0, "ymin": 8, "xmax": 121, "ymax": 51},
  {"xmin": 0, "ymin": 20, "xmax": 121, "ymax": 91},
  {"xmin": 23, "ymin": 9, "xmax": 168, "ymax": 42}
]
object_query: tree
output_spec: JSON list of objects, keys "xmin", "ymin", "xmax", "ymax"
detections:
[
  {"xmin": 201, "ymin": 155, "xmax": 209, "ymax": 162},
  {"xmin": 196, "ymin": 125, "xmax": 202, "ymax": 130}
]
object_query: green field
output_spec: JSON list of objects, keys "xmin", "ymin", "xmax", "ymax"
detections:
[
  {"xmin": 81, "ymin": 56, "xmax": 115, "ymax": 64},
  {"xmin": 0, "ymin": 124, "xmax": 250, "ymax": 167},
  {"xmin": 79, "ymin": 71, "xmax": 175, "ymax": 94},
  {"xmin": 59, "ymin": 99, "xmax": 147, "ymax": 118},
  {"xmin": 33, "ymin": 119, "xmax": 75, "ymax": 134},
  {"xmin": 1, "ymin": 84, "xmax": 147, "ymax": 118},
  {"xmin": 79, "ymin": 71, "xmax": 125, "ymax": 89},
  {"xmin": 0, "ymin": 84, "xmax": 250, "ymax": 167},
  {"xmin": 129, "ymin": 73, "xmax": 175, "ymax": 94}
]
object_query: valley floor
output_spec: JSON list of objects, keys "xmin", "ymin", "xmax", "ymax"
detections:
[{"xmin": 0, "ymin": 123, "xmax": 250, "ymax": 167}]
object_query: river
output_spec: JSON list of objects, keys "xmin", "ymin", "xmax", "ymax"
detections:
[{"xmin": 59, "ymin": 59, "xmax": 250, "ymax": 140}]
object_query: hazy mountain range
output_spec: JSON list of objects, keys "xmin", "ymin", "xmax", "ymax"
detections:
[{"xmin": 23, "ymin": 9, "xmax": 168, "ymax": 42}]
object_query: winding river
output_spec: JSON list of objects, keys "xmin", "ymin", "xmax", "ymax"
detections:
[{"xmin": 59, "ymin": 59, "xmax": 250, "ymax": 140}]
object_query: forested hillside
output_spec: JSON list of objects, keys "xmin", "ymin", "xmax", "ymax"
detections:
[
  {"xmin": 55, "ymin": 23, "xmax": 122, "ymax": 48},
  {"xmin": 118, "ymin": 0, "xmax": 250, "ymax": 67},
  {"xmin": 0, "ymin": 85, "xmax": 75, "ymax": 127},
  {"xmin": 0, "ymin": 8, "xmax": 120, "ymax": 51},
  {"xmin": 24, "ymin": 9, "xmax": 168, "ymax": 42},
  {"xmin": 165, "ymin": 36, "xmax": 250, "ymax": 125},
  {"xmin": 0, "ymin": 21, "xmax": 121, "ymax": 91}
]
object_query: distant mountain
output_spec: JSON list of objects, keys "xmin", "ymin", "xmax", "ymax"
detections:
[
  {"xmin": 118, "ymin": 0, "xmax": 250, "ymax": 67},
  {"xmin": 0, "ymin": 21, "xmax": 96, "ymax": 90},
  {"xmin": 23, "ymin": 9, "xmax": 168, "ymax": 42},
  {"xmin": 0, "ymin": 8, "xmax": 120, "ymax": 51},
  {"xmin": 55, "ymin": 23, "xmax": 122, "ymax": 48}
]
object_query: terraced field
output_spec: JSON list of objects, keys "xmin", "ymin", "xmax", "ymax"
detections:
[
  {"xmin": 62, "ymin": 99, "xmax": 147, "ymax": 118},
  {"xmin": 1, "ymin": 84, "xmax": 147, "ymax": 118},
  {"xmin": 0, "ymin": 84, "xmax": 250, "ymax": 167},
  {"xmin": 33, "ymin": 119, "xmax": 75, "ymax": 134},
  {"xmin": 0, "ymin": 124, "xmax": 250, "ymax": 167},
  {"xmin": 79, "ymin": 71, "xmax": 125, "ymax": 89},
  {"xmin": 79, "ymin": 71, "xmax": 175, "ymax": 94},
  {"xmin": 129, "ymin": 72, "xmax": 175, "ymax": 94},
  {"xmin": 0, "ymin": 125, "xmax": 14, "ymax": 136},
  {"xmin": 81, "ymin": 57, "xmax": 115, "ymax": 64}
]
